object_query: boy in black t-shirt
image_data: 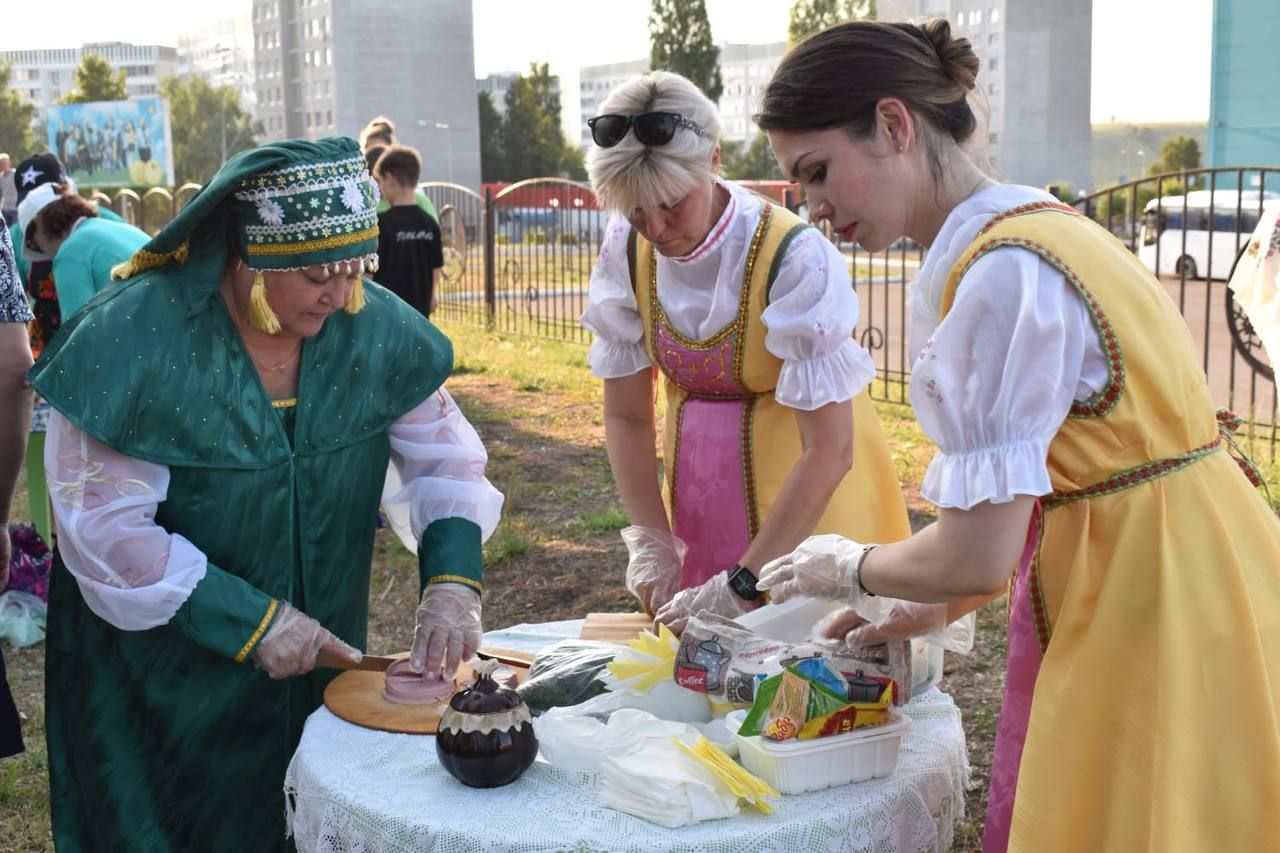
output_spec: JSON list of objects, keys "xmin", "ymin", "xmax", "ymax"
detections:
[{"xmin": 372, "ymin": 145, "xmax": 443, "ymax": 318}]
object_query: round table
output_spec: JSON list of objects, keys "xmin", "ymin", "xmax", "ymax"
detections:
[{"xmin": 285, "ymin": 621, "xmax": 970, "ymax": 853}]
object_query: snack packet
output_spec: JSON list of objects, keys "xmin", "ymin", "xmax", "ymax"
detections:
[
  {"xmin": 761, "ymin": 671, "xmax": 809, "ymax": 741},
  {"xmin": 676, "ymin": 612, "xmax": 910, "ymax": 706},
  {"xmin": 739, "ymin": 665, "xmax": 852, "ymax": 738},
  {"xmin": 797, "ymin": 683, "xmax": 891, "ymax": 740}
]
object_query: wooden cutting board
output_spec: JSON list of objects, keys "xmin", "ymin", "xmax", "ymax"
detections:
[
  {"xmin": 323, "ymin": 649, "xmax": 532, "ymax": 735},
  {"xmin": 579, "ymin": 612, "xmax": 655, "ymax": 644}
]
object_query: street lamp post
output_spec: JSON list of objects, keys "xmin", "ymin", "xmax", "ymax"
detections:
[
  {"xmin": 416, "ymin": 119, "xmax": 454, "ymax": 183},
  {"xmin": 434, "ymin": 122, "xmax": 453, "ymax": 184},
  {"xmin": 214, "ymin": 44, "xmax": 243, "ymax": 167}
]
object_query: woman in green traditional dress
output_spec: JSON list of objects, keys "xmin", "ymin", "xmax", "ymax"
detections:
[{"xmin": 29, "ymin": 137, "xmax": 503, "ymax": 852}]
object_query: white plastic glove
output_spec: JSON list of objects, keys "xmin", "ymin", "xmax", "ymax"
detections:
[
  {"xmin": 410, "ymin": 582, "xmax": 483, "ymax": 677},
  {"xmin": 620, "ymin": 525, "xmax": 687, "ymax": 614},
  {"xmin": 813, "ymin": 601, "xmax": 976, "ymax": 653},
  {"xmin": 757, "ymin": 534, "xmax": 893, "ymax": 623},
  {"xmin": 251, "ymin": 601, "xmax": 362, "ymax": 679},
  {"xmin": 653, "ymin": 571, "xmax": 750, "ymax": 634}
]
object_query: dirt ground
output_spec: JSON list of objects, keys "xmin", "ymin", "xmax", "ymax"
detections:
[{"xmin": 0, "ymin": 349, "xmax": 1006, "ymax": 852}]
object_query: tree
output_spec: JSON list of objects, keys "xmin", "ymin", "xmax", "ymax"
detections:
[
  {"xmin": 649, "ymin": 0, "xmax": 723, "ymax": 102},
  {"xmin": 493, "ymin": 63, "xmax": 583, "ymax": 181},
  {"xmin": 788, "ymin": 0, "xmax": 876, "ymax": 45},
  {"xmin": 477, "ymin": 91, "xmax": 506, "ymax": 182},
  {"xmin": 561, "ymin": 144, "xmax": 588, "ymax": 182},
  {"xmin": 160, "ymin": 74, "xmax": 260, "ymax": 185},
  {"xmin": 0, "ymin": 62, "xmax": 37, "ymax": 159},
  {"xmin": 61, "ymin": 53, "xmax": 127, "ymax": 104},
  {"xmin": 722, "ymin": 132, "xmax": 782, "ymax": 180},
  {"xmin": 1147, "ymin": 135, "xmax": 1201, "ymax": 176}
]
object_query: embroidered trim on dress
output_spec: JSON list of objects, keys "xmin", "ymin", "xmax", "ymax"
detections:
[
  {"xmin": 236, "ymin": 597, "xmax": 280, "ymax": 663},
  {"xmin": 975, "ymin": 200, "xmax": 1082, "ymax": 239},
  {"xmin": 732, "ymin": 205, "xmax": 772, "ymax": 389},
  {"xmin": 668, "ymin": 394, "xmax": 690, "ymax": 521},
  {"xmin": 764, "ymin": 224, "xmax": 810, "ymax": 306},
  {"xmin": 427, "ymin": 574, "xmax": 483, "ymax": 593},
  {"xmin": 956, "ymin": 235, "xmax": 1126, "ymax": 419},
  {"xmin": 739, "ymin": 396, "xmax": 760, "ymax": 539},
  {"xmin": 1026, "ymin": 513, "xmax": 1051, "ymax": 654},
  {"xmin": 1043, "ymin": 439, "xmax": 1223, "ymax": 511},
  {"xmin": 648, "ymin": 205, "xmax": 773, "ymax": 354}
]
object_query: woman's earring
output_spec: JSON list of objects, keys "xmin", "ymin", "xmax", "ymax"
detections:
[{"xmin": 247, "ymin": 269, "xmax": 282, "ymax": 334}]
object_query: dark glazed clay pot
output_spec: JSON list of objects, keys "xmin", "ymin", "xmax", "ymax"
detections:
[{"xmin": 435, "ymin": 659, "xmax": 539, "ymax": 788}]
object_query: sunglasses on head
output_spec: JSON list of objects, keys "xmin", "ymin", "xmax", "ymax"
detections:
[{"xmin": 587, "ymin": 112, "xmax": 710, "ymax": 148}]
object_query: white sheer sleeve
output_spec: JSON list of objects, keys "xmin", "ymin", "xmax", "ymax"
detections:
[
  {"xmin": 44, "ymin": 411, "xmax": 209, "ymax": 630},
  {"xmin": 911, "ymin": 247, "xmax": 1098, "ymax": 509},
  {"xmin": 762, "ymin": 230, "xmax": 877, "ymax": 410},
  {"xmin": 580, "ymin": 216, "xmax": 652, "ymax": 379},
  {"xmin": 381, "ymin": 388, "xmax": 505, "ymax": 554}
]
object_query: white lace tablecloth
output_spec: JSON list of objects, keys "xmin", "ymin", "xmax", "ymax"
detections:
[{"xmin": 285, "ymin": 623, "xmax": 969, "ymax": 853}]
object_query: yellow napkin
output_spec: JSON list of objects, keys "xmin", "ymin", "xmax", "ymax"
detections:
[{"xmin": 672, "ymin": 735, "xmax": 779, "ymax": 814}]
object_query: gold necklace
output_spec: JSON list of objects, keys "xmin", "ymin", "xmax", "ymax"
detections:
[{"xmin": 246, "ymin": 339, "xmax": 302, "ymax": 372}]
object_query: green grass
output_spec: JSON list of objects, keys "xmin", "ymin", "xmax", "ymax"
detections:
[
  {"xmin": 482, "ymin": 522, "xmax": 533, "ymax": 567},
  {"xmin": 574, "ymin": 507, "xmax": 629, "ymax": 535},
  {"xmin": 444, "ymin": 322, "xmax": 601, "ymax": 406}
]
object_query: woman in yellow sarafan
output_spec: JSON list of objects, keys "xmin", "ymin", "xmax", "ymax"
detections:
[
  {"xmin": 757, "ymin": 19, "xmax": 1280, "ymax": 853},
  {"xmin": 580, "ymin": 70, "xmax": 912, "ymax": 632}
]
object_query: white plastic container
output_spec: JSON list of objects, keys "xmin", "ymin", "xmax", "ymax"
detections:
[
  {"xmin": 724, "ymin": 709, "xmax": 911, "ymax": 795},
  {"xmin": 731, "ymin": 596, "xmax": 842, "ymax": 643}
]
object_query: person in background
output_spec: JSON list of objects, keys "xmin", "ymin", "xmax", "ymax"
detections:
[
  {"xmin": 358, "ymin": 115, "xmax": 396, "ymax": 151},
  {"xmin": 0, "ymin": 225, "xmax": 33, "ymax": 760},
  {"xmin": 18, "ymin": 180, "xmax": 148, "ymax": 318},
  {"xmin": 373, "ymin": 145, "xmax": 444, "ymax": 319},
  {"xmin": 0, "ymin": 154, "xmax": 16, "ymax": 226},
  {"xmin": 29, "ymin": 136, "xmax": 502, "ymax": 850},
  {"xmin": 755, "ymin": 19, "xmax": 1280, "ymax": 853},
  {"xmin": 580, "ymin": 70, "xmax": 914, "ymax": 630},
  {"xmin": 8, "ymin": 153, "xmax": 131, "ymax": 551},
  {"xmin": 358, "ymin": 115, "xmax": 440, "ymax": 220}
]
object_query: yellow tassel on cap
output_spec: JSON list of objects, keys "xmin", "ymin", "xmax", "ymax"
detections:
[
  {"xmin": 343, "ymin": 277, "xmax": 366, "ymax": 314},
  {"xmin": 248, "ymin": 270, "xmax": 282, "ymax": 334}
]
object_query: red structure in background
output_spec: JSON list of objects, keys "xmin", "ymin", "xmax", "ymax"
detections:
[
  {"xmin": 738, "ymin": 180, "xmax": 799, "ymax": 208},
  {"xmin": 481, "ymin": 179, "xmax": 800, "ymax": 211},
  {"xmin": 482, "ymin": 180, "xmax": 598, "ymax": 209}
]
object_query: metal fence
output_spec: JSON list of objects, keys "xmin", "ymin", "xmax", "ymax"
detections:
[
  {"xmin": 90, "ymin": 167, "xmax": 1279, "ymax": 452},
  {"xmin": 1072, "ymin": 167, "xmax": 1279, "ymax": 448}
]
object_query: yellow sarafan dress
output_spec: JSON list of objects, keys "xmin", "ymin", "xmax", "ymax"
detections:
[
  {"xmin": 939, "ymin": 201, "xmax": 1280, "ymax": 852},
  {"xmin": 632, "ymin": 203, "xmax": 911, "ymax": 588}
]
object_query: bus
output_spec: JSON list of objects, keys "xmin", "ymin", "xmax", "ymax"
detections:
[{"xmin": 1138, "ymin": 189, "xmax": 1276, "ymax": 280}]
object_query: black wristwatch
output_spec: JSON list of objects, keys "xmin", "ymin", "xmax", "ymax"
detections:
[{"xmin": 726, "ymin": 564, "xmax": 766, "ymax": 603}]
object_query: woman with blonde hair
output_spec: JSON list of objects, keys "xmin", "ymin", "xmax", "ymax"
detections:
[
  {"xmin": 756, "ymin": 19, "xmax": 1280, "ymax": 852},
  {"xmin": 581, "ymin": 70, "xmax": 920, "ymax": 633}
]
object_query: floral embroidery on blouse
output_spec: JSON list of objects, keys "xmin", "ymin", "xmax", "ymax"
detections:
[
  {"xmin": 924, "ymin": 377, "xmax": 944, "ymax": 406},
  {"xmin": 1247, "ymin": 214, "xmax": 1280, "ymax": 259}
]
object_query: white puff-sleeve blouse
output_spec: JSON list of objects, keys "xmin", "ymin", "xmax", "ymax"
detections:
[
  {"xmin": 907, "ymin": 184, "xmax": 1112, "ymax": 510},
  {"xmin": 580, "ymin": 180, "xmax": 877, "ymax": 411}
]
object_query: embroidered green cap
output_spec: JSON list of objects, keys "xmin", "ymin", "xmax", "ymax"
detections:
[{"xmin": 113, "ymin": 136, "xmax": 380, "ymax": 281}]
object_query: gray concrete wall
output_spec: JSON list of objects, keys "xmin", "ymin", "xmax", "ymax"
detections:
[
  {"xmin": 1000, "ymin": 0, "xmax": 1092, "ymax": 190},
  {"xmin": 332, "ymin": 0, "xmax": 481, "ymax": 189}
]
